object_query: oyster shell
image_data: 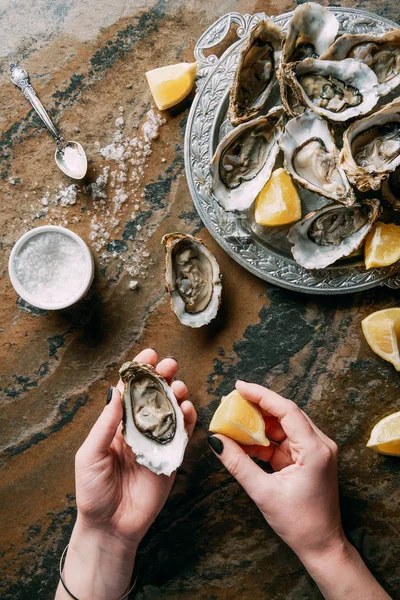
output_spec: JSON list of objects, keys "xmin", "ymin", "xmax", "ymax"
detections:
[
  {"xmin": 120, "ymin": 361, "xmax": 188, "ymax": 476},
  {"xmin": 288, "ymin": 199, "xmax": 381, "ymax": 269},
  {"xmin": 382, "ymin": 166, "xmax": 400, "ymax": 210},
  {"xmin": 210, "ymin": 108, "xmax": 285, "ymax": 212},
  {"xmin": 280, "ymin": 58, "xmax": 379, "ymax": 122},
  {"xmin": 320, "ymin": 29, "xmax": 400, "ymax": 96},
  {"xmin": 229, "ymin": 19, "xmax": 285, "ymax": 126},
  {"xmin": 279, "ymin": 111, "xmax": 354, "ymax": 205},
  {"xmin": 340, "ymin": 98, "xmax": 400, "ymax": 191},
  {"xmin": 162, "ymin": 232, "xmax": 222, "ymax": 328},
  {"xmin": 281, "ymin": 2, "xmax": 339, "ymax": 64}
]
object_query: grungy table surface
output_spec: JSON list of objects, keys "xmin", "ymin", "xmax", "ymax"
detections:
[{"xmin": 0, "ymin": 0, "xmax": 399, "ymax": 599}]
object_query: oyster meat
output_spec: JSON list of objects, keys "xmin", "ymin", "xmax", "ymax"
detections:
[
  {"xmin": 280, "ymin": 58, "xmax": 379, "ymax": 122},
  {"xmin": 320, "ymin": 29, "xmax": 400, "ymax": 96},
  {"xmin": 120, "ymin": 361, "xmax": 188, "ymax": 476},
  {"xmin": 210, "ymin": 108, "xmax": 285, "ymax": 212},
  {"xmin": 229, "ymin": 19, "xmax": 285, "ymax": 126},
  {"xmin": 382, "ymin": 166, "xmax": 400, "ymax": 210},
  {"xmin": 340, "ymin": 98, "xmax": 400, "ymax": 191},
  {"xmin": 281, "ymin": 2, "xmax": 339, "ymax": 64},
  {"xmin": 279, "ymin": 111, "xmax": 354, "ymax": 204},
  {"xmin": 288, "ymin": 199, "xmax": 381, "ymax": 269},
  {"xmin": 162, "ymin": 232, "xmax": 222, "ymax": 328}
]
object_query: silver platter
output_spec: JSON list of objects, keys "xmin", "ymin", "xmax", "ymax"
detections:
[{"xmin": 184, "ymin": 7, "xmax": 400, "ymax": 294}]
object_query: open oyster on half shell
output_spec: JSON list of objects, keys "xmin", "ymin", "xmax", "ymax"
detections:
[
  {"xmin": 288, "ymin": 199, "xmax": 381, "ymax": 269},
  {"xmin": 210, "ymin": 107, "xmax": 285, "ymax": 212},
  {"xmin": 120, "ymin": 361, "xmax": 188, "ymax": 476},
  {"xmin": 320, "ymin": 29, "xmax": 400, "ymax": 96},
  {"xmin": 162, "ymin": 233, "xmax": 222, "ymax": 328},
  {"xmin": 281, "ymin": 2, "xmax": 339, "ymax": 64},
  {"xmin": 279, "ymin": 111, "xmax": 354, "ymax": 205},
  {"xmin": 229, "ymin": 19, "xmax": 285, "ymax": 126},
  {"xmin": 340, "ymin": 97, "xmax": 400, "ymax": 191},
  {"xmin": 280, "ymin": 58, "xmax": 379, "ymax": 122}
]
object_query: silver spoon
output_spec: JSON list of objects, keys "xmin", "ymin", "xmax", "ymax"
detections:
[{"xmin": 10, "ymin": 63, "xmax": 87, "ymax": 180}]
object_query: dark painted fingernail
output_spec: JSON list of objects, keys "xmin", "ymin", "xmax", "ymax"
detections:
[
  {"xmin": 208, "ymin": 435, "xmax": 223, "ymax": 455},
  {"xmin": 106, "ymin": 386, "xmax": 113, "ymax": 405},
  {"xmin": 166, "ymin": 355, "xmax": 177, "ymax": 362}
]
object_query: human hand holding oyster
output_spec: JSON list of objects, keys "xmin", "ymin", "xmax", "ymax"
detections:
[{"xmin": 56, "ymin": 349, "xmax": 196, "ymax": 600}]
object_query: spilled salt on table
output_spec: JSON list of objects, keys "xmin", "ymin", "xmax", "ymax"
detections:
[{"xmin": 14, "ymin": 232, "xmax": 88, "ymax": 304}]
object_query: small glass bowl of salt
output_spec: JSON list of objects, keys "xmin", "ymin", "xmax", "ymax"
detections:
[{"xmin": 9, "ymin": 226, "xmax": 94, "ymax": 310}]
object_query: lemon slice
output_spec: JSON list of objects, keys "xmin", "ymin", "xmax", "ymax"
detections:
[
  {"xmin": 209, "ymin": 390, "xmax": 270, "ymax": 446},
  {"xmin": 367, "ymin": 411, "xmax": 400, "ymax": 456},
  {"xmin": 364, "ymin": 222, "xmax": 400, "ymax": 269},
  {"xmin": 145, "ymin": 62, "xmax": 197, "ymax": 110},
  {"xmin": 254, "ymin": 168, "xmax": 301, "ymax": 227},
  {"xmin": 362, "ymin": 308, "xmax": 400, "ymax": 371}
]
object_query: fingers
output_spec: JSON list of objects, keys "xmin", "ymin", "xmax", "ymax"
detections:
[
  {"xmin": 269, "ymin": 439, "xmax": 295, "ymax": 471},
  {"xmin": 208, "ymin": 434, "xmax": 275, "ymax": 505},
  {"xmin": 264, "ymin": 416, "xmax": 286, "ymax": 443},
  {"xmin": 241, "ymin": 442, "xmax": 276, "ymax": 463},
  {"xmin": 236, "ymin": 381, "xmax": 317, "ymax": 446},
  {"xmin": 171, "ymin": 379, "xmax": 189, "ymax": 402},
  {"xmin": 78, "ymin": 387, "xmax": 123, "ymax": 461},
  {"xmin": 156, "ymin": 357, "xmax": 178, "ymax": 384},
  {"xmin": 180, "ymin": 400, "xmax": 197, "ymax": 438},
  {"xmin": 133, "ymin": 347, "xmax": 158, "ymax": 365}
]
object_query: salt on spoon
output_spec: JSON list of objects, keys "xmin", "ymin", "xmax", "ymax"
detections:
[{"xmin": 10, "ymin": 63, "xmax": 87, "ymax": 180}]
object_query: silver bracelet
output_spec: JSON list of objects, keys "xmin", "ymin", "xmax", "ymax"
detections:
[{"xmin": 59, "ymin": 543, "xmax": 137, "ymax": 600}]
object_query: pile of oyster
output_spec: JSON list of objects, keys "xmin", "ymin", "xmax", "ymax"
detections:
[{"xmin": 210, "ymin": 3, "xmax": 400, "ymax": 269}]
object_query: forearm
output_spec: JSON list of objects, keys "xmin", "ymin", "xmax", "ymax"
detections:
[
  {"xmin": 300, "ymin": 539, "xmax": 391, "ymax": 600},
  {"xmin": 55, "ymin": 517, "xmax": 137, "ymax": 600}
]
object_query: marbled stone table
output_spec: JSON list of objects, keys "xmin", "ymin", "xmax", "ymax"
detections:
[{"xmin": 0, "ymin": 1, "xmax": 399, "ymax": 598}]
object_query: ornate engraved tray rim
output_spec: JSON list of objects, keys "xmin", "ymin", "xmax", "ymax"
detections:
[{"xmin": 184, "ymin": 6, "xmax": 400, "ymax": 294}]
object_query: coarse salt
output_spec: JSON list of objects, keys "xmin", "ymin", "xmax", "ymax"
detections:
[{"xmin": 14, "ymin": 232, "xmax": 89, "ymax": 304}]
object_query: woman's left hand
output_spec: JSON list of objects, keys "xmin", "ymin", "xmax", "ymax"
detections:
[
  {"xmin": 56, "ymin": 348, "xmax": 196, "ymax": 600},
  {"xmin": 75, "ymin": 347, "xmax": 196, "ymax": 547}
]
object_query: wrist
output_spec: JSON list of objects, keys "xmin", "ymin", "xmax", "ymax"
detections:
[{"xmin": 59, "ymin": 517, "xmax": 137, "ymax": 600}]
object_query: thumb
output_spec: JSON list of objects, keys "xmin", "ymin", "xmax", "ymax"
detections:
[
  {"xmin": 208, "ymin": 434, "xmax": 274, "ymax": 506},
  {"xmin": 79, "ymin": 386, "xmax": 123, "ymax": 461}
]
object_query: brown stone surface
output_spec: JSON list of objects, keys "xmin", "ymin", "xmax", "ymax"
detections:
[{"xmin": 0, "ymin": 1, "xmax": 399, "ymax": 599}]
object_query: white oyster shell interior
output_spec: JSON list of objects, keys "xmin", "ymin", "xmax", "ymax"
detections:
[{"xmin": 121, "ymin": 362, "xmax": 188, "ymax": 476}]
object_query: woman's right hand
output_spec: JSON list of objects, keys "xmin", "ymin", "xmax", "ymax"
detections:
[
  {"xmin": 208, "ymin": 381, "xmax": 391, "ymax": 600},
  {"xmin": 208, "ymin": 380, "xmax": 343, "ymax": 562}
]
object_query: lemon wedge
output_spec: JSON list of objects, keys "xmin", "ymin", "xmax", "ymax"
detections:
[
  {"xmin": 254, "ymin": 168, "xmax": 301, "ymax": 227},
  {"xmin": 364, "ymin": 222, "xmax": 400, "ymax": 269},
  {"xmin": 145, "ymin": 62, "xmax": 197, "ymax": 110},
  {"xmin": 209, "ymin": 389, "xmax": 270, "ymax": 446},
  {"xmin": 367, "ymin": 411, "xmax": 400, "ymax": 456},
  {"xmin": 362, "ymin": 308, "xmax": 400, "ymax": 371}
]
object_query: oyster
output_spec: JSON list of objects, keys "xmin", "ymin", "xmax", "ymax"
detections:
[
  {"xmin": 382, "ymin": 167, "xmax": 400, "ymax": 210},
  {"xmin": 162, "ymin": 232, "xmax": 222, "ymax": 328},
  {"xmin": 229, "ymin": 19, "xmax": 285, "ymax": 126},
  {"xmin": 281, "ymin": 2, "xmax": 339, "ymax": 64},
  {"xmin": 279, "ymin": 111, "xmax": 354, "ymax": 204},
  {"xmin": 340, "ymin": 98, "xmax": 400, "ymax": 191},
  {"xmin": 288, "ymin": 199, "xmax": 381, "ymax": 269},
  {"xmin": 320, "ymin": 29, "xmax": 400, "ymax": 96},
  {"xmin": 280, "ymin": 58, "xmax": 379, "ymax": 122},
  {"xmin": 210, "ymin": 108, "xmax": 285, "ymax": 212},
  {"xmin": 120, "ymin": 361, "xmax": 188, "ymax": 476}
]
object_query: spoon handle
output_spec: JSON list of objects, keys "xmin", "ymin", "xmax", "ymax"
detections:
[{"xmin": 10, "ymin": 63, "xmax": 64, "ymax": 146}]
